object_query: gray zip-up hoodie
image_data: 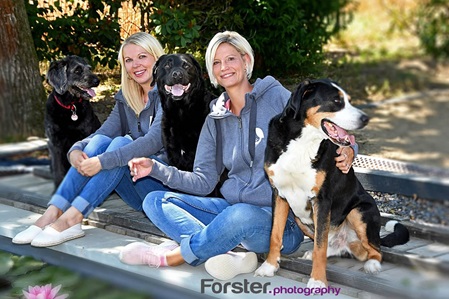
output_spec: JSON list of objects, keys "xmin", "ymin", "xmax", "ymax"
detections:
[
  {"xmin": 150, "ymin": 76, "xmax": 290, "ymax": 206},
  {"xmin": 68, "ymin": 87, "xmax": 166, "ymax": 170}
]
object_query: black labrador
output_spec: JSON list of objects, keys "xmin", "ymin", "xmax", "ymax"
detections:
[{"xmin": 151, "ymin": 54, "xmax": 213, "ymax": 171}]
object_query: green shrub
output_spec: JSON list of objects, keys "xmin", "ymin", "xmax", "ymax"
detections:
[
  {"xmin": 26, "ymin": 0, "xmax": 122, "ymax": 68},
  {"xmin": 26, "ymin": 0, "xmax": 352, "ymax": 76},
  {"xmin": 416, "ymin": 0, "xmax": 449, "ymax": 58},
  {"xmin": 145, "ymin": 0, "xmax": 352, "ymax": 76}
]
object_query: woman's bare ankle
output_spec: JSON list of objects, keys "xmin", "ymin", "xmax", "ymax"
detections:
[
  {"xmin": 35, "ymin": 217, "xmax": 54, "ymax": 228},
  {"xmin": 34, "ymin": 207, "xmax": 62, "ymax": 228},
  {"xmin": 50, "ymin": 208, "xmax": 83, "ymax": 232}
]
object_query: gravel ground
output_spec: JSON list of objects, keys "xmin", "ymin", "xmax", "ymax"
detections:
[{"xmin": 369, "ymin": 191, "xmax": 449, "ymax": 227}]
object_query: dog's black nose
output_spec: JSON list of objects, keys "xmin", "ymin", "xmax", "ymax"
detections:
[
  {"xmin": 361, "ymin": 114, "xmax": 370, "ymax": 125},
  {"xmin": 172, "ymin": 70, "xmax": 183, "ymax": 80}
]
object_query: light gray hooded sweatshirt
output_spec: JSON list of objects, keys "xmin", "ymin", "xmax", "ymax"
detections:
[
  {"xmin": 150, "ymin": 76, "xmax": 290, "ymax": 207},
  {"xmin": 68, "ymin": 87, "xmax": 166, "ymax": 170}
]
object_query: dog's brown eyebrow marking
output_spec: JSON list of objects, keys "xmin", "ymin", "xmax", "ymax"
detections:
[
  {"xmin": 336, "ymin": 90, "xmax": 352, "ymax": 103},
  {"xmin": 304, "ymin": 106, "xmax": 321, "ymax": 127},
  {"xmin": 331, "ymin": 82, "xmax": 351, "ymax": 103},
  {"xmin": 304, "ymin": 107, "xmax": 335, "ymax": 128}
]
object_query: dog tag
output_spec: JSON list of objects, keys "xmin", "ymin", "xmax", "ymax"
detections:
[{"xmin": 71, "ymin": 105, "xmax": 78, "ymax": 121}]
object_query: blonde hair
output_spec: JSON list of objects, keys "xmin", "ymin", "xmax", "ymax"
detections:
[
  {"xmin": 205, "ymin": 31, "xmax": 254, "ymax": 88},
  {"xmin": 118, "ymin": 32, "xmax": 165, "ymax": 114}
]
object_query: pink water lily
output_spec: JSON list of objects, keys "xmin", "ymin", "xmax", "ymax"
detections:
[{"xmin": 23, "ymin": 284, "xmax": 68, "ymax": 299}]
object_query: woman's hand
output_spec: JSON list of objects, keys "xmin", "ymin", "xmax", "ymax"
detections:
[
  {"xmin": 335, "ymin": 146, "xmax": 354, "ymax": 174},
  {"xmin": 128, "ymin": 157, "xmax": 154, "ymax": 182},
  {"xmin": 69, "ymin": 150, "xmax": 88, "ymax": 172},
  {"xmin": 79, "ymin": 157, "xmax": 102, "ymax": 177}
]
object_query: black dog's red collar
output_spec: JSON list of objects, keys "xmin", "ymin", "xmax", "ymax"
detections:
[
  {"xmin": 54, "ymin": 95, "xmax": 82, "ymax": 121},
  {"xmin": 53, "ymin": 95, "xmax": 82, "ymax": 110}
]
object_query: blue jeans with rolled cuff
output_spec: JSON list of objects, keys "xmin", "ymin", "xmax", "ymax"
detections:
[
  {"xmin": 142, "ymin": 191, "xmax": 304, "ymax": 266},
  {"xmin": 48, "ymin": 134, "xmax": 169, "ymax": 217}
]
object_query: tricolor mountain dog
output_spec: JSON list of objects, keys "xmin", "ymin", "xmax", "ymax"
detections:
[
  {"xmin": 45, "ymin": 55, "xmax": 101, "ymax": 189},
  {"xmin": 254, "ymin": 79, "xmax": 409, "ymax": 287}
]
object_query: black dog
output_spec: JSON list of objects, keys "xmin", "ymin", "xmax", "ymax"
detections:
[
  {"xmin": 255, "ymin": 79, "xmax": 409, "ymax": 287},
  {"xmin": 45, "ymin": 55, "xmax": 101, "ymax": 188},
  {"xmin": 151, "ymin": 54, "xmax": 213, "ymax": 171}
]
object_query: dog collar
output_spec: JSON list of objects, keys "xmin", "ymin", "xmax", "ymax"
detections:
[{"xmin": 54, "ymin": 95, "xmax": 82, "ymax": 121}]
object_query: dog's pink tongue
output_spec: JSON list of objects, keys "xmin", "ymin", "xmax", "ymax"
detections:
[
  {"xmin": 171, "ymin": 84, "xmax": 184, "ymax": 97},
  {"xmin": 84, "ymin": 88, "xmax": 96, "ymax": 97},
  {"xmin": 335, "ymin": 126, "xmax": 356, "ymax": 146},
  {"xmin": 347, "ymin": 134, "xmax": 356, "ymax": 146}
]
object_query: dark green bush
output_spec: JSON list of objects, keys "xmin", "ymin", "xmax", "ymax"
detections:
[
  {"xmin": 416, "ymin": 0, "xmax": 449, "ymax": 59},
  {"xmin": 26, "ymin": 0, "xmax": 352, "ymax": 76},
  {"xmin": 145, "ymin": 0, "xmax": 352, "ymax": 76},
  {"xmin": 26, "ymin": 0, "xmax": 122, "ymax": 68}
]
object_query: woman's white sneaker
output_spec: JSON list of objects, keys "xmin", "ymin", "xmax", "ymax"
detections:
[
  {"xmin": 205, "ymin": 251, "xmax": 258, "ymax": 280},
  {"xmin": 12, "ymin": 225, "xmax": 44, "ymax": 244}
]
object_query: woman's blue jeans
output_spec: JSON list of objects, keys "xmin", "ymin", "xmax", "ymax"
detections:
[
  {"xmin": 48, "ymin": 134, "xmax": 169, "ymax": 217},
  {"xmin": 142, "ymin": 191, "xmax": 304, "ymax": 266}
]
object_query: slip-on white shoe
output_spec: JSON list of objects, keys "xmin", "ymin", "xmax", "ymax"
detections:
[
  {"xmin": 12, "ymin": 225, "xmax": 44, "ymax": 244},
  {"xmin": 31, "ymin": 223, "xmax": 85, "ymax": 247},
  {"xmin": 205, "ymin": 251, "xmax": 258, "ymax": 280}
]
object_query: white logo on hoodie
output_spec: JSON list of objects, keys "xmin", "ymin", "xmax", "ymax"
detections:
[
  {"xmin": 211, "ymin": 94, "xmax": 227, "ymax": 117},
  {"xmin": 255, "ymin": 128, "xmax": 264, "ymax": 146}
]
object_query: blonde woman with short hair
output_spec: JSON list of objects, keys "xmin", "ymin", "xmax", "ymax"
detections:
[{"xmin": 119, "ymin": 31, "xmax": 304, "ymax": 280}]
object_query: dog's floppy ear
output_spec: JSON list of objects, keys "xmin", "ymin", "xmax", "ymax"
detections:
[
  {"xmin": 187, "ymin": 53, "xmax": 203, "ymax": 76},
  {"xmin": 281, "ymin": 79, "xmax": 314, "ymax": 121},
  {"xmin": 47, "ymin": 59, "xmax": 68, "ymax": 94},
  {"xmin": 187, "ymin": 53, "xmax": 204, "ymax": 90},
  {"xmin": 151, "ymin": 54, "xmax": 166, "ymax": 87}
]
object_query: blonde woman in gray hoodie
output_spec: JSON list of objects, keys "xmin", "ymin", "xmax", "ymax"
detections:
[{"xmin": 13, "ymin": 32, "xmax": 170, "ymax": 247}]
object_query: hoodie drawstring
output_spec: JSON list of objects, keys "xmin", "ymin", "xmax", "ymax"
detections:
[{"xmin": 248, "ymin": 98, "xmax": 257, "ymax": 167}]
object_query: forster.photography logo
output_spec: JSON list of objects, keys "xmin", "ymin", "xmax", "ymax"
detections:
[{"xmin": 200, "ymin": 279, "xmax": 341, "ymax": 296}]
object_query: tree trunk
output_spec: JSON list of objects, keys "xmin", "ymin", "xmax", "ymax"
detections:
[{"xmin": 0, "ymin": 0, "xmax": 46, "ymax": 141}]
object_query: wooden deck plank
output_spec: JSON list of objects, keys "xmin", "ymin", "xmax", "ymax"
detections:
[
  {"xmin": 0, "ymin": 138, "xmax": 48, "ymax": 158},
  {"xmin": 0, "ymin": 173, "xmax": 50, "ymax": 188},
  {"xmin": 407, "ymin": 243, "xmax": 449, "ymax": 258}
]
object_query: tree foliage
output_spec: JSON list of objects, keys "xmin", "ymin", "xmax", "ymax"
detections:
[
  {"xmin": 137, "ymin": 0, "xmax": 353, "ymax": 75},
  {"xmin": 26, "ymin": 0, "xmax": 122, "ymax": 68},
  {"xmin": 388, "ymin": 0, "xmax": 449, "ymax": 59},
  {"xmin": 26, "ymin": 0, "xmax": 352, "ymax": 75},
  {"xmin": 416, "ymin": 0, "xmax": 449, "ymax": 59}
]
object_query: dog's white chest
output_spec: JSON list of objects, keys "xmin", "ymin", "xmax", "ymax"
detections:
[{"xmin": 269, "ymin": 126, "xmax": 322, "ymax": 224}]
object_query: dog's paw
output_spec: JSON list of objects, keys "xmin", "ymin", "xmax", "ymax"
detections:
[
  {"xmin": 254, "ymin": 261, "xmax": 278, "ymax": 277},
  {"xmin": 364, "ymin": 259, "xmax": 381, "ymax": 274},
  {"xmin": 307, "ymin": 278, "xmax": 327, "ymax": 289},
  {"xmin": 302, "ymin": 250, "xmax": 313, "ymax": 260}
]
